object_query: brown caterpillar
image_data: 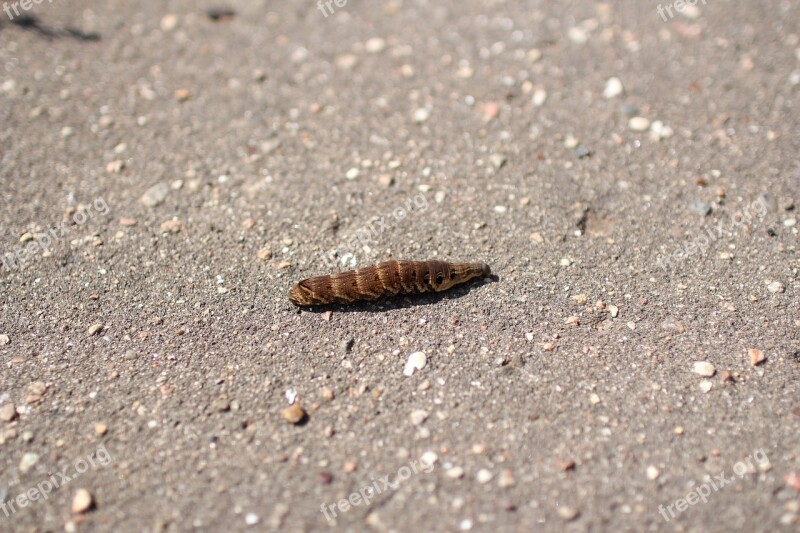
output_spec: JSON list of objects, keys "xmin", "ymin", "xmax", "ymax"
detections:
[{"xmin": 289, "ymin": 260, "xmax": 491, "ymax": 306}]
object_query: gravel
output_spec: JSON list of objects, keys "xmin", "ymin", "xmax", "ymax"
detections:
[{"xmin": 1, "ymin": 1, "xmax": 797, "ymax": 531}]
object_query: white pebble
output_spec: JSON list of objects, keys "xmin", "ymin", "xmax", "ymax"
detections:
[
  {"xmin": 692, "ymin": 361, "xmax": 716, "ymax": 377},
  {"xmin": 532, "ymin": 88, "xmax": 548, "ymax": 107},
  {"xmin": 476, "ymin": 469, "xmax": 493, "ymax": 484},
  {"xmin": 365, "ymin": 37, "xmax": 386, "ymax": 54},
  {"xmin": 767, "ymin": 281, "xmax": 785, "ymax": 294},
  {"xmin": 345, "ymin": 167, "xmax": 360, "ymax": 180},
  {"xmin": 420, "ymin": 451, "xmax": 438, "ymax": 466},
  {"xmin": 649, "ymin": 120, "xmax": 674, "ymax": 140},
  {"xmin": 646, "ymin": 465, "xmax": 660, "ymax": 480},
  {"xmin": 628, "ymin": 117, "xmax": 651, "ymax": 132},
  {"xmin": 567, "ymin": 27, "xmax": 588, "ymax": 44},
  {"xmin": 410, "ymin": 410, "xmax": 429, "ymax": 426},
  {"xmin": 603, "ymin": 77, "xmax": 623, "ymax": 99},
  {"xmin": 413, "ymin": 108, "xmax": 430, "ymax": 123},
  {"xmin": 403, "ymin": 351, "xmax": 427, "ymax": 376},
  {"xmin": 19, "ymin": 452, "xmax": 40, "ymax": 473},
  {"xmin": 446, "ymin": 466, "xmax": 465, "ymax": 479},
  {"xmin": 699, "ymin": 380, "xmax": 713, "ymax": 393}
]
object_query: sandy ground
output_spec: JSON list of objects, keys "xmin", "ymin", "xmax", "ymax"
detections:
[{"xmin": 1, "ymin": 0, "xmax": 799, "ymax": 531}]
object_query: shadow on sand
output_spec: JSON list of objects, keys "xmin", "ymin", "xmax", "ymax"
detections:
[{"xmin": 2, "ymin": 14, "xmax": 100, "ymax": 41}]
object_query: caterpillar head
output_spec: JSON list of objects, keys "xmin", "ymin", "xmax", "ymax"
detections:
[{"xmin": 429, "ymin": 262, "xmax": 490, "ymax": 292}]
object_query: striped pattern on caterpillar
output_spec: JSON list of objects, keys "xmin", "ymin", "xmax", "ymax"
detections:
[{"xmin": 289, "ymin": 260, "xmax": 491, "ymax": 306}]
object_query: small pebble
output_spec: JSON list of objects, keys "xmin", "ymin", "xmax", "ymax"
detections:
[
  {"xmin": 140, "ymin": 182, "xmax": 169, "ymax": 207},
  {"xmin": 94, "ymin": 423, "xmax": 108, "ymax": 436},
  {"xmin": 649, "ymin": 120, "xmax": 674, "ymax": 140},
  {"xmin": 413, "ymin": 108, "xmax": 430, "ymax": 123},
  {"xmin": 766, "ymin": 281, "xmax": 785, "ymax": 294},
  {"xmin": 557, "ymin": 506, "xmax": 579, "ymax": 521},
  {"xmin": 20, "ymin": 452, "xmax": 40, "ymax": 473},
  {"xmin": 160, "ymin": 14, "xmax": 178, "ymax": 31},
  {"xmin": 575, "ymin": 144, "xmax": 591, "ymax": 158},
  {"xmin": 119, "ymin": 217, "xmax": 137, "ymax": 227},
  {"xmin": 365, "ymin": 37, "xmax": 386, "ymax": 53},
  {"xmin": 476, "ymin": 469, "xmax": 493, "ymax": 484},
  {"xmin": 281, "ymin": 405, "xmax": 306, "ymax": 424},
  {"xmin": 335, "ymin": 54, "xmax": 358, "ymax": 69},
  {"xmin": 748, "ymin": 348, "xmax": 766, "ymax": 366},
  {"xmin": 497, "ymin": 469, "xmax": 516, "ymax": 488},
  {"xmin": 661, "ymin": 317, "xmax": 685, "ymax": 333},
  {"xmin": 690, "ymin": 202, "xmax": 712, "ymax": 216},
  {"xmin": 403, "ymin": 352, "xmax": 427, "ymax": 376},
  {"xmin": 0, "ymin": 334, "xmax": 9, "ymax": 345},
  {"xmin": 532, "ymin": 88, "xmax": 547, "ymax": 107},
  {"xmin": 567, "ymin": 26, "xmax": 588, "ymax": 44},
  {"xmin": 245, "ymin": 513, "xmax": 259, "ymax": 526},
  {"xmin": 446, "ymin": 466, "xmax": 465, "ymax": 479},
  {"xmin": 693, "ymin": 361, "xmax": 716, "ymax": 377},
  {"xmin": 410, "ymin": 410, "xmax": 429, "ymax": 426},
  {"xmin": 420, "ymin": 451, "xmax": 438, "ymax": 467},
  {"xmin": 785, "ymin": 471, "xmax": 800, "ymax": 492},
  {"xmin": 603, "ymin": 77, "xmax": 623, "ymax": 99},
  {"xmin": 699, "ymin": 380, "xmax": 713, "ymax": 393},
  {"xmin": 628, "ymin": 117, "xmax": 650, "ymax": 132},
  {"xmin": 646, "ymin": 466, "xmax": 660, "ymax": 480},
  {"xmin": 159, "ymin": 220, "xmax": 182, "ymax": 234},
  {"xmin": 72, "ymin": 489, "xmax": 94, "ymax": 514},
  {"xmin": 489, "ymin": 154, "xmax": 507, "ymax": 169},
  {"xmin": 0, "ymin": 403, "xmax": 17, "ymax": 422},
  {"xmin": 556, "ymin": 459, "xmax": 576, "ymax": 472},
  {"xmin": 345, "ymin": 168, "xmax": 360, "ymax": 180},
  {"xmin": 87, "ymin": 324, "xmax": 104, "ymax": 337},
  {"xmin": 481, "ymin": 102, "xmax": 500, "ymax": 121}
]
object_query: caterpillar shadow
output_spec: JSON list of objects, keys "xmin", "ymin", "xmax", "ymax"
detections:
[
  {"xmin": 293, "ymin": 274, "xmax": 499, "ymax": 314},
  {"xmin": 2, "ymin": 14, "xmax": 100, "ymax": 41}
]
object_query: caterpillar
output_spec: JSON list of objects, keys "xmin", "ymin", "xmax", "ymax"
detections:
[{"xmin": 289, "ymin": 260, "xmax": 491, "ymax": 306}]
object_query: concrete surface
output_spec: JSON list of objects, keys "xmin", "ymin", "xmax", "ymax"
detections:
[{"xmin": 1, "ymin": 0, "xmax": 798, "ymax": 531}]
